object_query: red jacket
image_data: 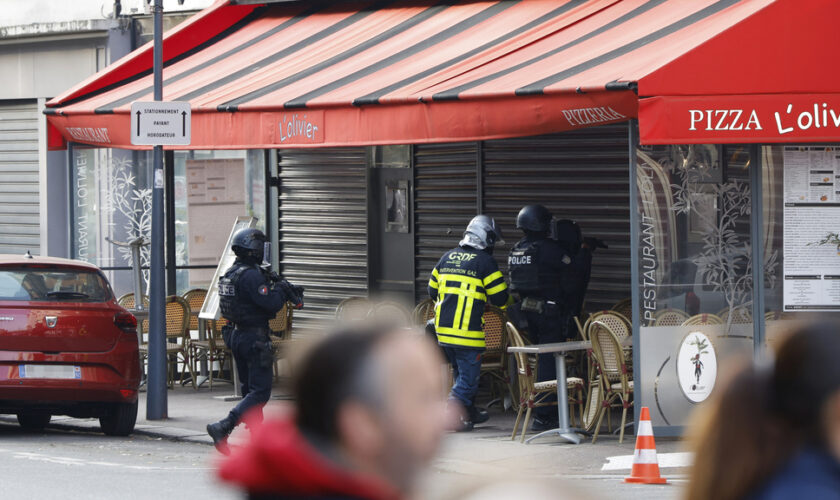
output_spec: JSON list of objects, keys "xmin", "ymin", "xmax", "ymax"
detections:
[{"xmin": 218, "ymin": 416, "xmax": 402, "ymax": 500}]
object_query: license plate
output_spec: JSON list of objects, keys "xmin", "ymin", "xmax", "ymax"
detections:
[{"xmin": 18, "ymin": 365, "xmax": 81, "ymax": 380}]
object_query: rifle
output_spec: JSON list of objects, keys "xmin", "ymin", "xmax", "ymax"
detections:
[{"xmin": 261, "ymin": 266, "xmax": 305, "ymax": 309}]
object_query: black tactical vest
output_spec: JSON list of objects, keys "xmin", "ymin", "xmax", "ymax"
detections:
[
  {"xmin": 218, "ymin": 263, "xmax": 252, "ymax": 325},
  {"xmin": 508, "ymin": 240, "xmax": 542, "ymax": 295}
]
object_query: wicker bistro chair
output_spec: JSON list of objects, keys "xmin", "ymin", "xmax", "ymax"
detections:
[
  {"xmin": 412, "ymin": 298, "xmax": 435, "ymax": 326},
  {"xmin": 480, "ymin": 305, "xmax": 513, "ymax": 406},
  {"xmin": 506, "ymin": 322, "xmax": 584, "ymax": 443},
  {"xmin": 138, "ymin": 295, "xmax": 196, "ymax": 389},
  {"xmin": 181, "ymin": 288, "xmax": 208, "ymax": 333},
  {"xmin": 682, "ymin": 313, "xmax": 724, "ymax": 326},
  {"xmin": 653, "ymin": 308, "xmax": 690, "ymax": 327},
  {"xmin": 611, "ymin": 298, "xmax": 633, "ymax": 322},
  {"xmin": 335, "ymin": 297, "xmax": 372, "ymax": 321},
  {"xmin": 368, "ymin": 301, "xmax": 412, "ymax": 326},
  {"xmin": 718, "ymin": 306, "xmax": 752, "ymax": 324},
  {"xmin": 190, "ymin": 317, "xmax": 232, "ymax": 389},
  {"xmin": 117, "ymin": 293, "xmax": 150, "ymax": 333},
  {"xmin": 589, "ymin": 319, "xmax": 634, "ymax": 444},
  {"xmin": 269, "ymin": 303, "xmax": 294, "ymax": 381}
]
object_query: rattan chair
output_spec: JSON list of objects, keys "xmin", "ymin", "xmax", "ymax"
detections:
[
  {"xmin": 507, "ymin": 322, "xmax": 584, "ymax": 442},
  {"xmin": 269, "ymin": 304, "xmax": 294, "ymax": 381},
  {"xmin": 335, "ymin": 297, "xmax": 372, "ymax": 321},
  {"xmin": 589, "ymin": 319, "xmax": 634, "ymax": 444},
  {"xmin": 682, "ymin": 313, "xmax": 724, "ymax": 326},
  {"xmin": 117, "ymin": 292, "xmax": 150, "ymax": 333},
  {"xmin": 189, "ymin": 316, "xmax": 232, "ymax": 389},
  {"xmin": 480, "ymin": 305, "xmax": 513, "ymax": 406},
  {"xmin": 718, "ymin": 306, "xmax": 752, "ymax": 324},
  {"xmin": 611, "ymin": 298, "xmax": 633, "ymax": 322},
  {"xmin": 765, "ymin": 310, "xmax": 795, "ymax": 322},
  {"xmin": 581, "ymin": 377, "xmax": 605, "ymax": 434},
  {"xmin": 138, "ymin": 295, "xmax": 195, "ymax": 389},
  {"xmin": 412, "ymin": 298, "xmax": 436, "ymax": 326},
  {"xmin": 368, "ymin": 301, "xmax": 412, "ymax": 326},
  {"xmin": 181, "ymin": 288, "xmax": 207, "ymax": 332},
  {"xmin": 586, "ymin": 311, "xmax": 632, "ymax": 387},
  {"xmin": 653, "ymin": 308, "xmax": 690, "ymax": 327}
]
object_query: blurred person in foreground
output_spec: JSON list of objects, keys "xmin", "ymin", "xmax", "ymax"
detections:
[
  {"xmin": 686, "ymin": 321, "xmax": 840, "ymax": 500},
  {"xmin": 218, "ymin": 325, "xmax": 450, "ymax": 500}
]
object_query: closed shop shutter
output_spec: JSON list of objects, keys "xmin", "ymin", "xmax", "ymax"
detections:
[
  {"xmin": 0, "ymin": 100, "xmax": 39, "ymax": 255},
  {"xmin": 483, "ymin": 124, "xmax": 631, "ymax": 312},
  {"xmin": 276, "ymin": 148, "xmax": 368, "ymax": 328},
  {"xmin": 413, "ymin": 142, "xmax": 478, "ymax": 301}
]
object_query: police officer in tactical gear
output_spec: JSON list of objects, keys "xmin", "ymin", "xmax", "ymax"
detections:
[
  {"xmin": 508, "ymin": 205, "xmax": 574, "ymax": 431},
  {"xmin": 207, "ymin": 228, "xmax": 301, "ymax": 454},
  {"xmin": 429, "ymin": 215, "xmax": 511, "ymax": 432}
]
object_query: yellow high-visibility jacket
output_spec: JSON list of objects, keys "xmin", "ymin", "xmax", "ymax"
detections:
[{"xmin": 428, "ymin": 245, "xmax": 509, "ymax": 349}]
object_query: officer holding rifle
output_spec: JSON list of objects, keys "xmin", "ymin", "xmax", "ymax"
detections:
[{"xmin": 207, "ymin": 228, "xmax": 304, "ymax": 454}]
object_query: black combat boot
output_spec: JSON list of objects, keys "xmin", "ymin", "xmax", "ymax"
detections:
[{"xmin": 206, "ymin": 414, "xmax": 237, "ymax": 455}]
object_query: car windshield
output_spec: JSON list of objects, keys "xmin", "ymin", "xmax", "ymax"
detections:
[{"xmin": 0, "ymin": 268, "xmax": 111, "ymax": 302}]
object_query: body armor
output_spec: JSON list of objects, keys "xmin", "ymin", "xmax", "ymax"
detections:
[
  {"xmin": 219, "ymin": 262, "xmax": 261, "ymax": 325},
  {"xmin": 508, "ymin": 239, "xmax": 543, "ymax": 295}
]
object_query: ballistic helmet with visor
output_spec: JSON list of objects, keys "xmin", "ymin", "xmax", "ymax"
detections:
[
  {"xmin": 460, "ymin": 215, "xmax": 504, "ymax": 250},
  {"xmin": 516, "ymin": 204, "xmax": 552, "ymax": 233},
  {"xmin": 231, "ymin": 228, "xmax": 266, "ymax": 262}
]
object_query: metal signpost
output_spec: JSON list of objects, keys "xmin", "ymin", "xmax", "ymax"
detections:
[{"xmin": 135, "ymin": 0, "xmax": 191, "ymax": 420}]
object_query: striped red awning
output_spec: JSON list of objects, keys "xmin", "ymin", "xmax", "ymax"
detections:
[{"xmin": 46, "ymin": 0, "xmax": 805, "ymax": 149}]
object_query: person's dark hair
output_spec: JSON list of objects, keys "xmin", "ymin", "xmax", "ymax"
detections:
[
  {"xmin": 687, "ymin": 321, "xmax": 840, "ymax": 500},
  {"xmin": 293, "ymin": 326, "xmax": 393, "ymax": 442}
]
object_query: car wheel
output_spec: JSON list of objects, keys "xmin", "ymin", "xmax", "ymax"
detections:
[
  {"xmin": 99, "ymin": 401, "xmax": 138, "ymax": 436},
  {"xmin": 16, "ymin": 412, "xmax": 51, "ymax": 430}
]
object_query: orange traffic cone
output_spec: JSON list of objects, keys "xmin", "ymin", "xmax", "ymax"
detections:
[{"xmin": 624, "ymin": 406, "xmax": 668, "ymax": 484}]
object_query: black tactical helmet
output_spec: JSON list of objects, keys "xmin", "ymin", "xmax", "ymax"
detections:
[
  {"xmin": 516, "ymin": 204, "xmax": 552, "ymax": 233},
  {"xmin": 231, "ymin": 228, "xmax": 266, "ymax": 262}
]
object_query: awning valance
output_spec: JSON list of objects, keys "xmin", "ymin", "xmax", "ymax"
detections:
[{"xmin": 47, "ymin": 0, "xmax": 808, "ymax": 150}]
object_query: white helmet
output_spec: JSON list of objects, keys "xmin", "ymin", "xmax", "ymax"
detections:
[{"xmin": 460, "ymin": 215, "xmax": 504, "ymax": 250}]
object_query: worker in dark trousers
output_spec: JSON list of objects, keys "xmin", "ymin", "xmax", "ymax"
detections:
[
  {"xmin": 429, "ymin": 215, "xmax": 511, "ymax": 432},
  {"xmin": 507, "ymin": 205, "xmax": 574, "ymax": 432},
  {"xmin": 207, "ymin": 228, "xmax": 303, "ymax": 454}
]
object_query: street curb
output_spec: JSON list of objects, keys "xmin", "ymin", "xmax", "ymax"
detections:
[{"xmin": 0, "ymin": 415, "xmax": 213, "ymax": 445}]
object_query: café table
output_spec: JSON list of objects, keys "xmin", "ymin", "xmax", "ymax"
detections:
[{"xmin": 508, "ymin": 336, "xmax": 632, "ymax": 444}]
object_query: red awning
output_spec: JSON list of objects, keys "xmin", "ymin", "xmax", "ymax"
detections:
[
  {"xmin": 46, "ymin": 0, "xmax": 795, "ymax": 150},
  {"xmin": 636, "ymin": 0, "xmax": 840, "ymax": 144}
]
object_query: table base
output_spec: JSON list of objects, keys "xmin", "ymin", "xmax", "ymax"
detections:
[{"xmin": 526, "ymin": 427, "xmax": 584, "ymax": 445}]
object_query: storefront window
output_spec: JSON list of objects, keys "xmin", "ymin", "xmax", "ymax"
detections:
[
  {"xmin": 71, "ymin": 146, "xmax": 265, "ymax": 297},
  {"xmin": 634, "ymin": 144, "xmax": 762, "ymax": 428},
  {"xmin": 762, "ymin": 145, "xmax": 840, "ymax": 343}
]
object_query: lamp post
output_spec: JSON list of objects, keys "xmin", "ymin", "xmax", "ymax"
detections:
[{"xmin": 146, "ymin": 0, "xmax": 167, "ymax": 420}]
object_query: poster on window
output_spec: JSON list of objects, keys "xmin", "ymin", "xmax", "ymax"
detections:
[{"xmin": 783, "ymin": 146, "xmax": 840, "ymax": 311}]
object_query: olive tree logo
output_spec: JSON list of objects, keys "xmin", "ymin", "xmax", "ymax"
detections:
[
  {"xmin": 688, "ymin": 335, "xmax": 709, "ymax": 386},
  {"xmin": 677, "ymin": 331, "xmax": 717, "ymax": 403}
]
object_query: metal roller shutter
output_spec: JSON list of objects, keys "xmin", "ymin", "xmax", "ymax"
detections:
[
  {"xmin": 0, "ymin": 100, "xmax": 39, "ymax": 255},
  {"xmin": 276, "ymin": 148, "xmax": 368, "ymax": 328},
  {"xmin": 414, "ymin": 142, "xmax": 478, "ymax": 301},
  {"xmin": 483, "ymin": 124, "xmax": 631, "ymax": 312}
]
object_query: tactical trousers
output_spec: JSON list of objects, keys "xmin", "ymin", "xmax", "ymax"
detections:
[
  {"xmin": 442, "ymin": 346, "xmax": 482, "ymax": 410},
  {"xmin": 523, "ymin": 310, "xmax": 571, "ymax": 422},
  {"xmin": 228, "ymin": 328, "xmax": 274, "ymax": 424}
]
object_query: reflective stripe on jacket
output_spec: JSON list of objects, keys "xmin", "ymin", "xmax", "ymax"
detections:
[{"xmin": 428, "ymin": 246, "xmax": 509, "ymax": 349}]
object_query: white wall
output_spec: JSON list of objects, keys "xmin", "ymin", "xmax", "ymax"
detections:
[{"xmin": 0, "ymin": 0, "xmax": 214, "ymax": 28}]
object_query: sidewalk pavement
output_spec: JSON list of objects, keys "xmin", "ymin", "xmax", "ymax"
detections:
[{"xmin": 2, "ymin": 383, "xmax": 690, "ymax": 497}]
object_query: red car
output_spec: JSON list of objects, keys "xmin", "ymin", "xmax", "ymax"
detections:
[{"xmin": 0, "ymin": 254, "xmax": 141, "ymax": 435}]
